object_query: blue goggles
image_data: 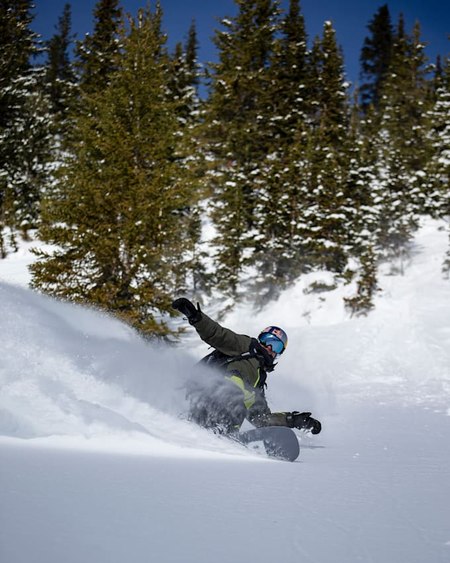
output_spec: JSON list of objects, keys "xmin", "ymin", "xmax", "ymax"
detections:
[{"xmin": 259, "ymin": 333, "xmax": 285, "ymax": 355}]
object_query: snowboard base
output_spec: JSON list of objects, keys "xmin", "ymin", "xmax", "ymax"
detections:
[{"xmin": 238, "ymin": 426, "xmax": 300, "ymax": 462}]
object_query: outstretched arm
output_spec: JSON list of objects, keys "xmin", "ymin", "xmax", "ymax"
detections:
[
  {"xmin": 193, "ymin": 313, "xmax": 251, "ymax": 356},
  {"xmin": 172, "ymin": 297, "xmax": 251, "ymax": 356}
]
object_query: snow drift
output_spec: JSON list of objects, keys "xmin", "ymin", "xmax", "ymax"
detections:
[{"xmin": 0, "ymin": 281, "xmax": 256, "ymax": 459}]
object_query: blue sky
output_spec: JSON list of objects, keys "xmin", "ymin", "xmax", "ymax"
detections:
[{"xmin": 33, "ymin": 0, "xmax": 449, "ymax": 86}]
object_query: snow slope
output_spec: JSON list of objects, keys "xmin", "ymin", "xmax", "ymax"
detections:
[{"xmin": 1, "ymin": 218, "xmax": 450, "ymax": 563}]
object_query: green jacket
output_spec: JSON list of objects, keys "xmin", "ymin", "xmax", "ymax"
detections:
[{"xmin": 193, "ymin": 313, "xmax": 289, "ymax": 427}]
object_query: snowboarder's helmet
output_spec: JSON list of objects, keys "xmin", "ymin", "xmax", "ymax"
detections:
[{"xmin": 258, "ymin": 326, "xmax": 288, "ymax": 356}]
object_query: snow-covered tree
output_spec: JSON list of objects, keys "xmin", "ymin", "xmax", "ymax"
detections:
[
  {"xmin": 427, "ymin": 56, "xmax": 450, "ymax": 217},
  {"xmin": 248, "ymin": 0, "xmax": 312, "ymax": 303},
  {"xmin": 372, "ymin": 17, "xmax": 433, "ymax": 263},
  {"xmin": 426, "ymin": 55, "xmax": 450, "ymax": 274},
  {"xmin": 0, "ymin": 0, "xmax": 54, "ymax": 254},
  {"xmin": 203, "ymin": 0, "xmax": 282, "ymax": 296},
  {"xmin": 298, "ymin": 21, "xmax": 351, "ymax": 274},
  {"xmin": 269, "ymin": 0, "xmax": 310, "ymax": 141}
]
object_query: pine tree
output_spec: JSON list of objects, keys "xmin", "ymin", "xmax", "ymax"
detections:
[
  {"xmin": 169, "ymin": 20, "xmax": 200, "ymax": 121},
  {"xmin": 0, "ymin": 0, "xmax": 35, "ymax": 253},
  {"xmin": 0, "ymin": 0, "xmax": 35, "ymax": 111},
  {"xmin": 373, "ymin": 16, "xmax": 433, "ymax": 264},
  {"xmin": 359, "ymin": 4, "xmax": 394, "ymax": 111},
  {"xmin": 0, "ymin": 0, "xmax": 53, "ymax": 254},
  {"xmin": 427, "ymin": 55, "xmax": 450, "ymax": 219},
  {"xmin": 31, "ymin": 4, "xmax": 201, "ymax": 337},
  {"xmin": 203, "ymin": 0, "xmax": 281, "ymax": 296},
  {"xmin": 168, "ymin": 20, "xmax": 209, "ymax": 295},
  {"xmin": 251, "ymin": 19, "xmax": 354, "ymax": 303},
  {"xmin": 249, "ymin": 0, "xmax": 312, "ymax": 303},
  {"xmin": 76, "ymin": 0, "xmax": 122, "ymax": 94},
  {"xmin": 269, "ymin": 0, "xmax": 310, "ymax": 140},
  {"xmin": 299, "ymin": 21, "xmax": 351, "ymax": 274},
  {"xmin": 340, "ymin": 98, "xmax": 382, "ymax": 314},
  {"xmin": 185, "ymin": 20, "xmax": 200, "ymax": 90},
  {"xmin": 45, "ymin": 3, "xmax": 76, "ymax": 122},
  {"xmin": 250, "ymin": 131, "xmax": 311, "ymax": 305},
  {"xmin": 426, "ymin": 55, "xmax": 450, "ymax": 274}
]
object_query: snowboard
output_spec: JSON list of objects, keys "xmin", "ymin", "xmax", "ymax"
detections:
[{"xmin": 238, "ymin": 426, "xmax": 300, "ymax": 462}]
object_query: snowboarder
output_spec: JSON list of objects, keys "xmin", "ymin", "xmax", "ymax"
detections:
[{"xmin": 172, "ymin": 298, "xmax": 322, "ymax": 436}]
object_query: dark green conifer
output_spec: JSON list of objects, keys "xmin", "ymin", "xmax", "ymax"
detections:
[
  {"xmin": 203, "ymin": 0, "xmax": 281, "ymax": 296},
  {"xmin": 374, "ymin": 16, "xmax": 433, "ymax": 262},
  {"xmin": 185, "ymin": 20, "xmax": 200, "ymax": 89},
  {"xmin": 31, "ymin": 4, "xmax": 200, "ymax": 336},
  {"xmin": 0, "ymin": 0, "xmax": 52, "ymax": 253},
  {"xmin": 76, "ymin": 0, "xmax": 122, "ymax": 93},
  {"xmin": 426, "ymin": 54, "xmax": 450, "ymax": 271},
  {"xmin": 427, "ymin": 55, "xmax": 450, "ymax": 211},
  {"xmin": 269, "ymin": 0, "xmax": 309, "ymax": 139},
  {"xmin": 342, "ymin": 98, "xmax": 383, "ymax": 312},
  {"xmin": 248, "ymin": 0, "xmax": 312, "ymax": 303},
  {"xmin": 300, "ymin": 21, "xmax": 350, "ymax": 273},
  {"xmin": 169, "ymin": 20, "xmax": 200, "ymax": 120},
  {"xmin": 45, "ymin": 3, "xmax": 76, "ymax": 120},
  {"xmin": 359, "ymin": 4, "xmax": 393, "ymax": 111},
  {"xmin": 168, "ymin": 20, "xmax": 208, "ymax": 295}
]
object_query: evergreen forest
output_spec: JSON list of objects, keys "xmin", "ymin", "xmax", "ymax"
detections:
[{"xmin": 1, "ymin": 0, "xmax": 449, "ymax": 337}]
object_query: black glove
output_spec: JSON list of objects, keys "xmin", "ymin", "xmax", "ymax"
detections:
[
  {"xmin": 172, "ymin": 298, "xmax": 202, "ymax": 325},
  {"xmin": 287, "ymin": 411, "xmax": 322, "ymax": 434}
]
